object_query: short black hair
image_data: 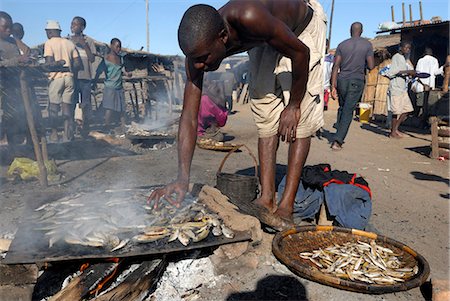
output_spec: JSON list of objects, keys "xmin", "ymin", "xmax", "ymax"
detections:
[
  {"xmin": 0, "ymin": 11, "xmax": 12, "ymax": 24},
  {"xmin": 400, "ymin": 41, "xmax": 411, "ymax": 48},
  {"xmin": 111, "ymin": 38, "xmax": 121, "ymax": 45},
  {"xmin": 12, "ymin": 22, "xmax": 23, "ymax": 32},
  {"xmin": 73, "ymin": 16, "xmax": 86, "ymax": 28},
  {"xmin": 178, "ymin": 4, "xmax": 224, "ymax": 53}
]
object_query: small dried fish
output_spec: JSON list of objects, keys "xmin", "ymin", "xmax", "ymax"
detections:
[{"xmin": 298, "ymin": 240, "xmax": 419, "ymax": 285}]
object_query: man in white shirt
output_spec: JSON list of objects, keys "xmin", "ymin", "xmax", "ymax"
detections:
[{"xmin": 412, "ymin": 48, "xmax": 439, "ymax": 127}]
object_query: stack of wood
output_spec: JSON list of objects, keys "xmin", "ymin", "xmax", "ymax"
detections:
[
  {"xmin": 430, "ymin": 116, "xmax": 450, "ymax": 159},
  {"xmin": 362, "ymin": 59, "xmax": 391, "ymax": 116}
]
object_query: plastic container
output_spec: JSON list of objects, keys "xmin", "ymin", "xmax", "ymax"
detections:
[{"xmin": 359, "ymin": 103, "xmax": 372, "ymax": 123}]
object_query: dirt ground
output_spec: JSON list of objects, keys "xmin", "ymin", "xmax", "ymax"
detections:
[{"xmin": 0, "ymin": 99, "xmax": 448, "ymax": 301}]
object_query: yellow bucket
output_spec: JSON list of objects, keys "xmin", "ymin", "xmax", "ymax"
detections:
[{"xmin": 359, "ymin": 103, "xmax": 372, "ymax": 123}]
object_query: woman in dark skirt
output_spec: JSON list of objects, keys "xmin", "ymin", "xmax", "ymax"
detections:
[{"xmin": 94, "ymin": 38, "xmax": 130, "ymax": 131}]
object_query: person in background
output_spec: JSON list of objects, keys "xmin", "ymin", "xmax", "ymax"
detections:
[
  {"xmin": 0, "ymin": 12, "xmax": 30, "ymax": 145},
  {"xmin": 197, "ymin": 79, "xmax": 228, "ymax": 142},
  {"xmin": 411, "ymin": 47, "xmax": 439, "ymax": 128},
  {"xmin": 219, "ymin": 63, "xmax": 236, "ymax": 113},
  {"xmin": 44, "ymin": 20, "xmax": 81, "ymax": 142},
  {"xmin": 69, "ymin": 16, "xmax": 96, "ymax": 137},
  {"xmin": 386, "ymin": 41, "xmax": 416, "ymax": 138},
  {"xmin": 93, "ymin": 38, "xmax": 130, "ymax": 133},
  {"xmin": 330, "ymin": 22, "xmax": 374, "ymax": 151},
  {"xmin": 11, "ymin": 22, "xmax": 30, "ymax": 56},
  {"xmin": 323, "ymin": 47, "xmax": 334, "ymax": 111}
]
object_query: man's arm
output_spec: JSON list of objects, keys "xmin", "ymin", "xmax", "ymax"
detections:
[
  {"xmin": 14, "ymin": 38, "xmax": 30, "ymax": 56},
  {"xmin": 148, "ymin": 58, "xmax": 203, "ymax": 206},
  {"xmin": 330, "ymin": 54, "xmax": 342, "ymax": 99}
]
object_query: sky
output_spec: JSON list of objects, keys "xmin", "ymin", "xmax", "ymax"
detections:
[{"xmin": 0, "ymin": 0, "xmax": 448, "ymax": 55}]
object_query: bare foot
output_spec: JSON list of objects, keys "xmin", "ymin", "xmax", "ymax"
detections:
[
  {"xmin": 274, "ymin": 207, "xmax": 294, "ymax": 223},
  {"xmin": 254, "ymin": 197, "xmax": 275, "ymax": 213},
  {"xmin": 389, "ymin": 132, "xmax": 403, "ymax": 139}
]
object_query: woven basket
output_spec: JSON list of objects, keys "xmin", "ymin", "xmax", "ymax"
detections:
[
  {"xmin": 216, "ymin": 144, "xmax": 259, "ymax": 203},
  {"xmin": 272, "ymin": 226, "xmax": 430, "ymax": 294}
]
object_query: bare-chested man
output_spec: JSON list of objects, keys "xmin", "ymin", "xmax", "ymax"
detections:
[{"xmin": 149, "ymin": 0, "xmax": 326, "ymax": 222}]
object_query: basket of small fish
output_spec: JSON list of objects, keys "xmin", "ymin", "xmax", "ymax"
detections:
[
  {"xmin": 272, "ymin": 226, "xmax": 430, "ymax": 294},
  {"xmin": 216, "ymin": 144, "xmax": 259, "ymax": 203}
]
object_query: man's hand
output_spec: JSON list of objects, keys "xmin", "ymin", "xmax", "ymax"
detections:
[
  {"xmin": 147, "ymin": 180, "xmax": 189, "ymax": 209},
  {"xmin": 331, "ymin": 87, "xmax": 338, "ymax": 100},
  {"xmin": 278, "ymin": 104, "xmax": 301, "ymax": 143}
]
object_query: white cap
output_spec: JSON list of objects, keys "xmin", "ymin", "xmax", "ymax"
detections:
[
  {"xmin": 225, "ymin": 63, "xmax": 231, "ymax": 70},
  {"xmin": 45, "ymin": 20, "xmax": 61, "ymax": 30}
]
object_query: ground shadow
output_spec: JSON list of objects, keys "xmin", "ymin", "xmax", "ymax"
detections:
[
  {"xmin": 405, "ymin": 145, "xmax": 431, "ymax": 158},
  {"xmin": 361, "ymin": 119, "xmax": 431, "ymax": 142},
  {"xmin": 0, "ymin": 139, "xmax": 136, "ymax": 166},
  {"xmin": 360, "ymin": 122, "xmax": 389, "ymax": 138},
  {"xmin": 223, "ymin": 134, "xmax": 236, "ymax": 142},
  {"xmin": 226, "ymin": 274, "xmax": 308, "ymax": 301},
  {"xmin": 316, "ymin": 127, "xmax": 334, "ymax": 144},
  {"xmin": 236, "ymin": 164, "xmax": 287, "ymax": 192},
  {"xmin": 411, "ymin": 171, "xmax": 450, "ymax": 186},
  {"xmin": 56, "ymin": 157, "xmax": 111, "ymax": 186}
]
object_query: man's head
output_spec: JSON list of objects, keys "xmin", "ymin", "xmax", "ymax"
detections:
[
  {"xmin": 11, "ymin": 22, "xmax": 24, "ymax": 40},
  {"xmin": 110, "ymin": 38, "xmax": 121, "ymax": 55},
  {"xmin": 424, "ymin": 47, "xmax": 433, "ymax": 56},
  {"xmin": 350, "ymin": 22, "xmax": 363, "ymax": 37},
  {"xmin": 45, "ymin": 20, "xmax": 61, "ymax": 39},
  {"xmin": 178, "ymin": 4, "xmax": 228, "ymax": 72},
  {"xmin": 399, "ymin": 41, "xmax": 412, "ymax": 56},
  {"xmin": 71, "ymin": 16, "xmax": 86, "ymax": 35},
  {"xmin": 0, "ymin": 11, "xmax": 13, "ymax": 40}
]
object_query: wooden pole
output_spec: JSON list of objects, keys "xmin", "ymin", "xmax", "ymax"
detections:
[
  {"xmin": 430, "ymin": 116, "xmax": 439, "ymax": 158},
  {"xmin": 19, "ymin": 72, "xmax": 47, "ymax": 187},
  {"xmin": 391, "ymin": 5, "xmax": 395, "ymax": 22},
  {"xmin": 402, "ymin": 2, "xmax": 406, "ymax": 26},
  {"xmin": 327, "ymin": 0, "xmax": 335, "ymax": 52},
  {"xmin": 409, "ymin": 4, "xmax": 413, "ymax": 25},
  {"xmin": 146, "ymin": 0, "xmax": 149, "ymax": 52},
  {"xmin": 419, "ymin": 0, "xmax": 423, "ymax": 22},
  {"xmin": 41, "ymin": 137, "xmax": 48, "ymax": 161}
]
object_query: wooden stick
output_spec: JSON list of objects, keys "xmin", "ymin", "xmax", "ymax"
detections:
[
  {"xmin": 430, "ymin": 116, "xmax": 439, "ymax": 158},
  {"xmin": 19, "ymin": 71, "xmax": 47, "ymax": 187},
  {"xmin": 41, "ymin": 137, "xmax": 48, "ymax": 161},
  {"xmin": 132, "ymin": 83, "xmax": 140, "ymax": 120}
]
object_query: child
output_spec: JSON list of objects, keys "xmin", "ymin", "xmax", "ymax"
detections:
[{"xmin": 94, "ymin": 38, "xmax": 130, "ymax": 132}]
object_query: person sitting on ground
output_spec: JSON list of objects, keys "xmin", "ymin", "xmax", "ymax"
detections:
[
  {"xmin": 197, "ymin": 79, "xmax": 228, "ymax": 142},
  {"xmin": 44, "ymin": 20, "xmax": 81, "ymax": 142},
  {"xmin": 149, "ymin": 0, "xmax": 327, "ymax": 224},
  {"xmin": 386, "ymin": 41, "xmax": 416, "ymax": 138},
  {"xmin": 93, "ymin": 38, "xmax": 130, "ymax": 133}
]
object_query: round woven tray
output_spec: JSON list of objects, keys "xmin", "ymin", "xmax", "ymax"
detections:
[
  {"xmin": 272, "ymin": 226, "xmax": 430, "ymax": 294},
  {"xmin": 197, "ymin": 140, "xmax": 242, "ymax": 151}
]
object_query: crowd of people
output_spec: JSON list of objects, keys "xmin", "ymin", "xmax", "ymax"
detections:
[{"xmin": 0, "ymin": 11, "xmax": 130, "ymax": 145}]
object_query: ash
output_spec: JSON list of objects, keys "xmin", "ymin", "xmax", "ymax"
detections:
[{"xmin": 148, "ymin": 257, "xmax": 225, "ymax": 301}]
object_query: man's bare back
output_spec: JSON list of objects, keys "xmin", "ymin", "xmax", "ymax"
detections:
[{"xmin": 219, "ymin": 0, "xmax": 313, "ymax": 56}]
